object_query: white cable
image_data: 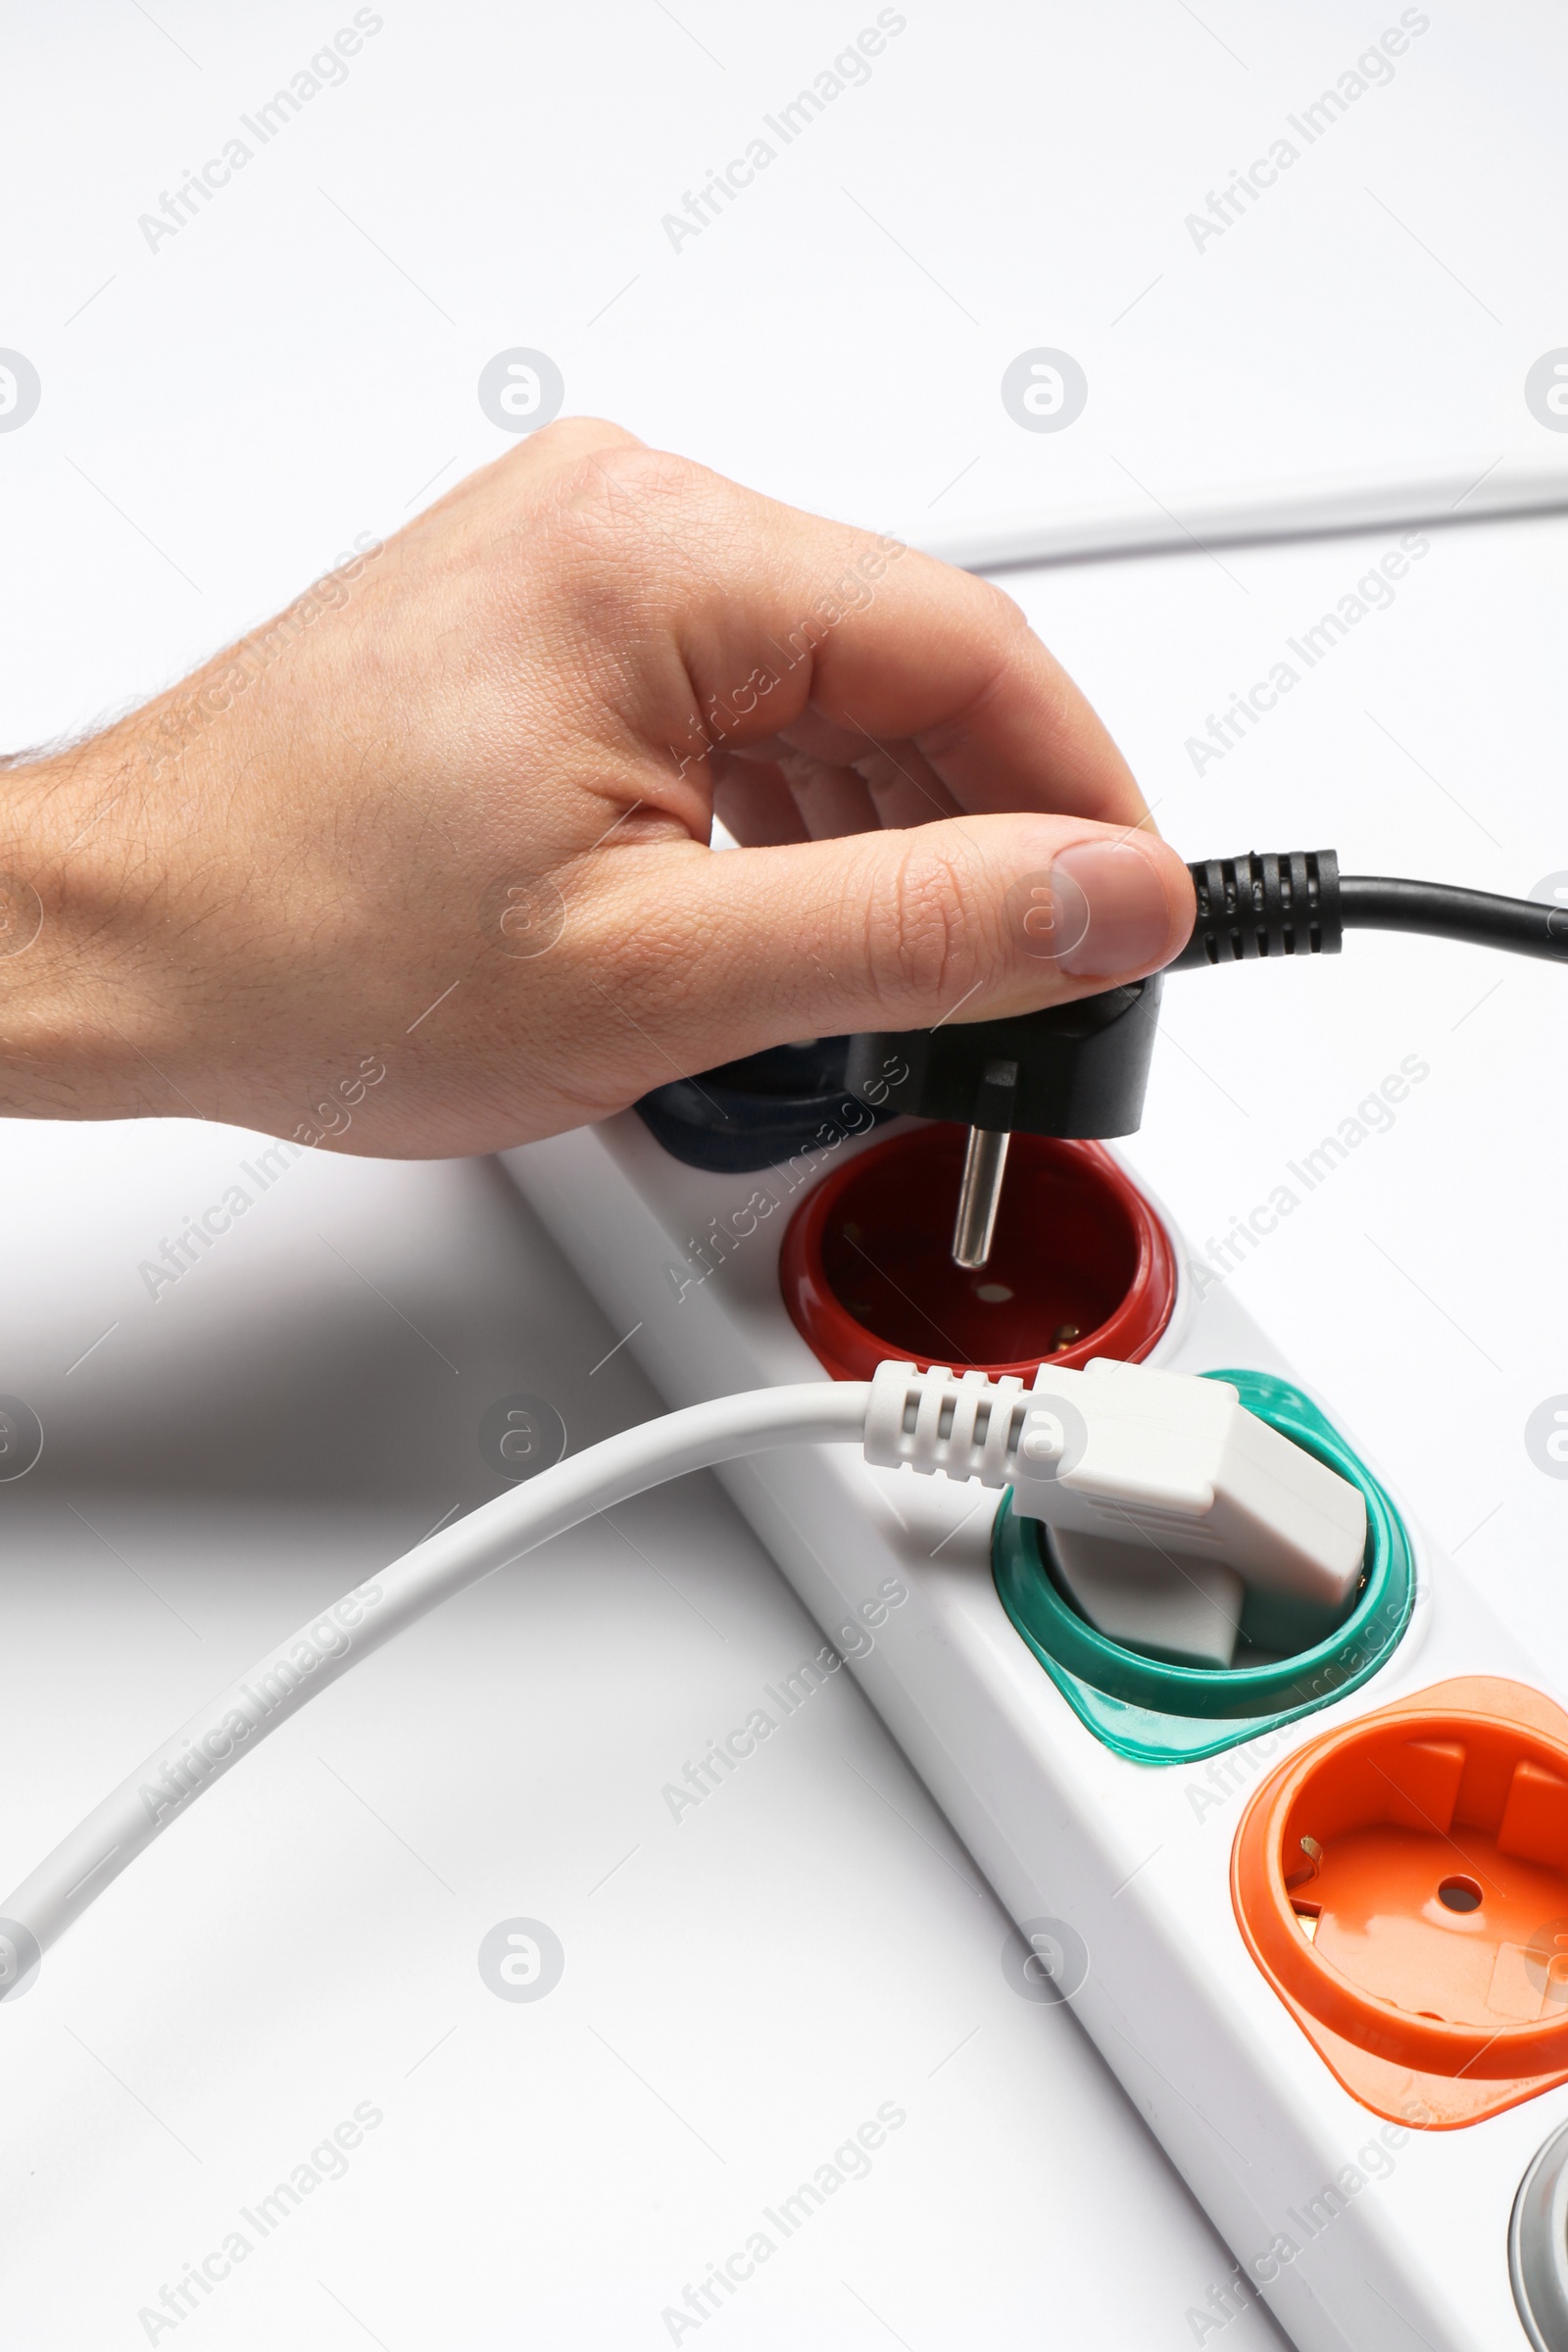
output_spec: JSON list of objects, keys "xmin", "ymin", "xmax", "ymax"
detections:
[
  {"xmin": 0, "ymin": 1352, "xmax": 1372, "ymax": 1993},
  {"xmin": 0, "ymin": 1383, "xmax": 869, "ymax": 1988},
  {"xmin": 916, "ymin": 461, "xmax": 1568, "ymax": 575},
  {"xmin": 0, "ymin": 1363, "xmax": 1035, "ymax": 1992}
]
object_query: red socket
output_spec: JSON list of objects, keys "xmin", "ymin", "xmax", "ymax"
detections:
[{"xmin": 780, "ymin": 1123, "xmax": 1177, "ymax": 1383}]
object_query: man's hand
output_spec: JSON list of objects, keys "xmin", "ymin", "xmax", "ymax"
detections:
[{"xmin": 4, "ymin": 419, "xmax": 1193, "ymax": 1155}]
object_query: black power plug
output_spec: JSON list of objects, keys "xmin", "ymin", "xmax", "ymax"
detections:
[
  {"xmin": 840, "ymin": 848, "xmax": 1566, "ymax": 1269},
  {"xmin": 630, "ymin": 850, "xmax": 1561, "ymax": 1264},
  {"xmin": 843, "ymin": 979, "xmax": 1161, "ymax": 1266}
]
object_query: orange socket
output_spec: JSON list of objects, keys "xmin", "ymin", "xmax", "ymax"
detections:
[{"xmin": 1233, "ymin": 1679, "xmax": 1568, "ymax": 2128}]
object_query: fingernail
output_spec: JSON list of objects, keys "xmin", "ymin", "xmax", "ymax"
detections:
[{"xmin": 1052, "ymin": 841, "xmax": 1173, "ymax": 978}]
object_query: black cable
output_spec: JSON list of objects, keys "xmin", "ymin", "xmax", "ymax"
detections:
[
  {"xmin": 1170, "ymin": 851, "xmax": 1568, "ymax": 969},
  {"xmin": 1339, "ymin": 875, "xmax": 1568, "ymax": 961}
]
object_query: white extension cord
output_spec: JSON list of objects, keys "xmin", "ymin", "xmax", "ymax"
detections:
[
  {"xmin": 0, "ymin": 1353, "xmax": 1367, "ymax": 1995},
  {"xmin": 0, "ymin": 1363, "xmax": 1037, "ymax": 1993},
  {"xmin": 918, "ymin": 460, "xmax": 1568, "ymax": 575}
]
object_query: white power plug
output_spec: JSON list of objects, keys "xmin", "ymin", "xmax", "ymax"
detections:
[
  {"xmin": 1010, "ymin": 1358, "xmax": 1367, "ymax": 1669},
  {"xmin": 860, "ymin": 1354, "xmax": 1366, "ymax": 1669}
]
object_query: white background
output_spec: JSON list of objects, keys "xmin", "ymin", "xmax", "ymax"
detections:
[{"xmin": 1, "ymin": 5, "xmax": 1567, "ymax": 2347}]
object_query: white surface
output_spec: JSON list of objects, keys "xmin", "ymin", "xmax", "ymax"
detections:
[
  {"xmin": 0, "ymin": 1127, "xmax": 1269, "ymax": 2351},
  {"xmin": 3, "ymin": 6, "xmax": 1566, "ymax": 2345},
  {"xmin": 4, "ymin": 3, "xmax": 1568, "ymax": 743}
]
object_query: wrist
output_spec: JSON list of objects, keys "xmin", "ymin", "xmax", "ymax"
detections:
[{"xmin": 0, "ymin": 728, "xmax": 174, "ymax": 1121}]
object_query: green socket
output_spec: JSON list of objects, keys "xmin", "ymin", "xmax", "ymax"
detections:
[{"xmin": 990, "ymin": 1366, "xmax": 1414, "ymax": 1766}]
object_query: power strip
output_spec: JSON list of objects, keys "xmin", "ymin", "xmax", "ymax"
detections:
[{"xmin": 505, "ymin": 1111, "xmax": 1567, "ymax": 2352}]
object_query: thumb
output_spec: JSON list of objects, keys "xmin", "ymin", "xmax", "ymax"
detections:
[{"xmin": 612, "ymin": 812, "xmax": 1195, "ymax": 1071}]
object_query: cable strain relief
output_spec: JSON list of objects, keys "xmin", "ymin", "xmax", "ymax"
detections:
[
  {"xmin": 1168, "ymin": 850, "xmax": 1342, "ymax": 970},
  {"xmin": 863, "ymin": 1360, "xmax": 1029, "ymax": 1486}
]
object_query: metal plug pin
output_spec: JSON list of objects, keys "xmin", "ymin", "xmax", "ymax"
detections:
[
  {"xmin": 951, "ymin": 1058, "xmax": 1019, "ymax": 1271},
  {"xmin": 952, "ymin": 1127, "xmax": 1010, "ymax": 1269}
]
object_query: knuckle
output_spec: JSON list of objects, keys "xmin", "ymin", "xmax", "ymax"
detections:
[
  {"xmin": 515, "ymin": 416, "xmax": 639, "ymax": 467},
  {"xmin": 975, "ymin": 575, "xmax": 1029, "ymax": 637},
  {"xmin": 543, "ymin": 446, "xmax": 717, "ymax": 622},
  {"xmin": 557, "ymin": 443, "xmax": 707, "ymax": 534}
]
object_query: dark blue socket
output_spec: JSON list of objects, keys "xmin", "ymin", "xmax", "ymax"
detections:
[{"xmin": 633, "ymin": 1037, "xmax": 895, "ymax": 1173}]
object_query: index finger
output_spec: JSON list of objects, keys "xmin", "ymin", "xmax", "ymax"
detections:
[{"xmin": 571, "ymin": 447, "xmax": 1152, "ymax": 831}]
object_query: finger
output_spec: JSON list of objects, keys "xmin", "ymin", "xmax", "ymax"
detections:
[
  {"xmin": 581, "ymin": 449, "xmax": 1149, "ymax": 829},
  {"xmin": 779, "ymin": 756, "xmax": 881, "ymax": 841},
  {"xmin": 710, "ymin": 757, "xmax": 810, "ymax": 847},
  {"xmin": 738, "ymin": 724, "xmax": 961, "ymax": 831},
  {"xmin": 588, "ymin": 810, "xmax": 1195, "ymax": 1078},
  {"xmin": 715, "ymin": 743, "xmax": 960, "ymax": 845},
  {"xmin": 851, "ymin": 738, "xmax": 962, "ymax": 830},
  {"xmin": 740, "ymin": 710, "xmax": 890, "ymax": 770}
]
